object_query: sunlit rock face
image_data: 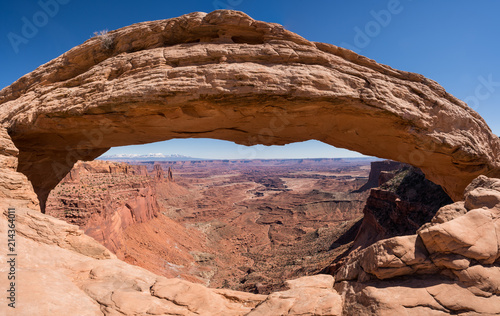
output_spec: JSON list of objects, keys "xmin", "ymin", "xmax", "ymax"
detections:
[
  {"xmin": 333, "ymin": 175, "xmax": 500, "ymax": 315},
  {"xmin": 1, "ymin": 10, "xmax": 499, "ymax": 211},
  {"xmin": 45, "ymin": 161, "xmax": 163, "ymax": 253}
]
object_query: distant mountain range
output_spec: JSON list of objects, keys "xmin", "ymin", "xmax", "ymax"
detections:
[
  {"xmin": 98, "ymin": 153, "xmax": 380, "ymax": 162},
  {"xmin": 98, "ymin": 153, "xmax": 202, "ymax": 161}
]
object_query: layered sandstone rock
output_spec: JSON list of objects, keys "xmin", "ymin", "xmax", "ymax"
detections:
[
  {"xmin": 351, "ymin": 166, "xmax": 453, "ymax": 251},
  {"xmin": 325, "ymin": 165, "xmax": 454, "ymax": 276},
  {"xmin": 333, "ymin": 175, "xmax": 500, "ymax": 315},
  {"xmin": 0, "ymin": 11, "xmax": 499, "ymax": 211},
  {"xmin": 46, "ymin": 161, "xmax": 162, "ymax": 252},
  {"xmin": 153, "ymin": 164, "xmax": 164, "ymax": 181},
  {"xmin": 0, "ymin": 128, "xmax": 38, "ymax": 210},
  {"xmin": 44, "ymin": 160, "xmax": 210, "ymax": 284},
  {"xmin": 46, "ymin": 160, "xmax": 195, "ymax": 274},
  {"xmin": 248, "ymin": 275, "xmax": 342, "ymax": 316},
  {"xmin": 356, "ymin": 160, "xmax": 403, "ymax": 192}
]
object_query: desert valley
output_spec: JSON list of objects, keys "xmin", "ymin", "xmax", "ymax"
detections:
[
  {"xmin": 43, "ymin": 154, "xmax": 456, "ymax": 300},
  {"xmin": 46, "ymin": 157, "xmax": 377, "ymax": 293}
]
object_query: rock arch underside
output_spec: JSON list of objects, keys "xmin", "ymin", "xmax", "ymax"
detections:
[{"xmin": 2, "ymin": 10, "xmax": 500, "ymax": 315}]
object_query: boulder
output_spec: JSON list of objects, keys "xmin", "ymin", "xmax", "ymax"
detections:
[
  {"xmin": 464, "ymin": 176, "xmax": 500, "ymax": 210},
  {"xmin": 429, "ymin": 201, "xmax": 467, "ymax": 224},
  {"xmin": 248, "ymin": 275, "xmax": 342, "ymax": 316},
  {"xmin": 418, "ymin": 207, "xmax": 500, "ymax": 264},
  {"xmin": 336, "ymin": 277, "xmax": 500, "ymax": 315}
]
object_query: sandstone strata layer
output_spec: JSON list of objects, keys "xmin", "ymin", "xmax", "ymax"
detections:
[
  {"xmin": 1, "ymin": 11, "xmax": 499, "ymax": 210},
  {"xmin": 334, "ymin": 176, "xmax": 500, "ymax": 315},
  {"xmin": 46, "ymin": 161, "xmax": 163, "ymax": 253}
]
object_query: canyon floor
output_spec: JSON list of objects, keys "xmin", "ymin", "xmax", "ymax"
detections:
[{"xmin": 46, "ymin": 158, "xmax": 375, "ymax": 293}]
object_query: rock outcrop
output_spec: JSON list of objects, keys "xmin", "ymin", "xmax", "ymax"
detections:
[
  {"xmin": 167, "ymin": 167, "xmax": 174, "ymax": 182},
  {"xmin": 153, "ymin": 164, "xmax": 164, "ymax": 181},
  {"xmin": 333, "ymin": 176, "xmax": 500, "ymax": 315},
  {"xmin": 324, "ymin": 164, "xmax": 453, "ymax": 276},
  {"xmin": 0, "ymin": 128, "xmax": 38, "ymax": 210},
  {"xmin": 1, "ymin": 11, "xmax": 499, "ymax": 211},
  {"xmin": 45, "ymin": 160, "xmax": 212, "ymax": 284},
  {"xmin": 356, "ymin": 160, "xmax": 403, "ymax": 192},
  {"xmin": 46, "ymin": 161, "xmax": 161, "ymax": 251},
  {"xmin": 152, "ymin": 164, "xmax": 173, "ymax": 182},
  {"xmin": 352, "ymin": 166, "xmax": 453, "ymax": 250}
]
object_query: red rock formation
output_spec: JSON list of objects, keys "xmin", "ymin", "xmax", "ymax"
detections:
[
  {"xmin": 334, "ymin": 176, "xmax": 500, "ymax": 314},
  {"xmin": 351, "ymin": 166, "xmax": 453, "ymax": 251},
  {"xmin": 64, "ymin": 167, "xmax": 80, "ymax": 183},
  {"xmin": 167, "ymin": 167, "xmax": 174, "ymax": 182},
  {"xmin": 356, "ymin": 160, "xmax": 403, "ymax": 192},
  {"xmin": 0, "ymin": 128, "xmax": 38, "ymax": 210},
  {"xmin": 324, "ymin": 165, "xmax": 453, "ymax": 277},
  {"xmin": 45, "ymin": 160, "xmax": 214, "ymax": 284},
  {"xmin": 47, "ymin": 161, "xmax": 161, "ymax": 253},
  {"xmin": 153, "ymin": 164, "xmax": 165, "ymax": 181},
  {"xmin": 129, "ymin": 164, "xmax": 148, "ymax": 176}
]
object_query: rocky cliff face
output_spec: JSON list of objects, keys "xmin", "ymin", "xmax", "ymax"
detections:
[
  {"xmin": 352, "ymin": 165, "xmax": 453, "ymax": 250},
  {"xmin": 0, "ymin": 128, "xmax": 38, "ymax": 210},
  {"xmin": 356, "ymin": 160, "xmax": 403, "ymax": 192},
  {"xmin": 334, "ymin": 176, "xmax": 500, "ymax": 315},
  {"xmin": 324, "ymin": 163, "xmax": 453, "ymax": 276},
  {"xmin": 44, "ymin": 161, "xmax": 212, "ymax": 284},
  {"xmin": 46, "ymin": 161, "xmax": 162, "ymax": 252}
]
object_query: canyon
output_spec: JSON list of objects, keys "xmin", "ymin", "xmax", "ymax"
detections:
[
  {"xmin": 46, "ymin": 158, "xmax": 374, "ymax": 293},
  {"xmin": 1, "ymin": 9, "xmax": 500, "ymax": 316}
]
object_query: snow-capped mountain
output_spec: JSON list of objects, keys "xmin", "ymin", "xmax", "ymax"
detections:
[{"xmin": 98, "ymin": 153, "xmax": 202, "ymax": 161}]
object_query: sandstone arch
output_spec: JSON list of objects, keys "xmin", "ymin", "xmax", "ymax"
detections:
[{"xmin": 1, "ymin": 10, "xmax": 499, "ymax": 211}]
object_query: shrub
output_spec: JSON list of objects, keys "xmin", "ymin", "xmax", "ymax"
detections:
[{"xmin": 93, "ymin": 29, "xmax": 114, "ymax": 50}]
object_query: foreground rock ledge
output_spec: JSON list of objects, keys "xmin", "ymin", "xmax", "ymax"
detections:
[{"xmin": 1, "ymin": 10, "xmax": 500, "ymax": 210}]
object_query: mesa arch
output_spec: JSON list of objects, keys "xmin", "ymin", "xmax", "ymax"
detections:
[{"xmin": 1, "ymin": 10, "xmax": 499, "ymax": 212}]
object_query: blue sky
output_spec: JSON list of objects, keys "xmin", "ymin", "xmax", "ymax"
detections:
[{"xmin": 1, "ymin": 1, "xmax": 499, "ymax": 159}]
